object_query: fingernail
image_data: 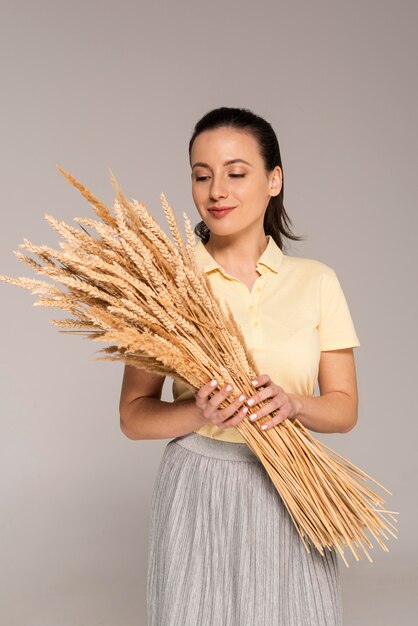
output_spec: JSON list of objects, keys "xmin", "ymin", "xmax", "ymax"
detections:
[
  {"xmin": 226, "ymin": 384, "xmax": 232, "ymax": 392},
  {"xmin": 242, "ymin": 407, "xmax": 248, "ymax": 414},
  {"xmin": 247, "ymin": 398, "xmax": 255, "ymax": 407},
  {"xmin": 210, "ymin": 380, "xmax": 217, "ymax": 387},
  {"xmin": 249, "ymin": 413, "xmax": 257, "ymax": 421},
  {"xmin": 251, "ymin": 380, "xmax": 258, "ymax": 386},
  {"xmin": 261, "ymin": 424, "xmax": 268, "ymax": 430},
  {"xmin": 238, "ymin": 394, "xmax": 246, "ymax": 402}
]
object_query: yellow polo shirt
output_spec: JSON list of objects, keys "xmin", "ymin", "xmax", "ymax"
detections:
[{"xmin": 172, "ymin": 235, "xmax": 361, "ymax": 443}]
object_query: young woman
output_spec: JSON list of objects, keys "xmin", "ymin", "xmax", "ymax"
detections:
[{"xmin": 119, "ymin": 107, "xmax": 360, "ymax": 625}]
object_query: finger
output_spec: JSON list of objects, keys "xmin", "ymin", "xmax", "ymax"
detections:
[
  {"xmin": 218, "ymin": 403, "xmax": 249, "ymax": 428},
  {"xmin": 248, "ymin": 399, "xmax": 291, "ymax": 423},
  {"xmin": 196, "ymin": 379, "xmax": 218, "ymax": 401},
  {"xmin": 259, "ymin": 410, "xmax": 289, "ymax": 431},
  {"xmin": 250, "ymin": 374, "xmax": 271, "ymax": 389},
  {"xmin": 208, "ymin": 383, "xmax": 235, "ymax": 409},
  {"xmin": 246, "ymin": 384, "xmax": 278, "ymax": 409},
  {"xmin": 217, "ymin": 392, "xmax": 248, "ymax": 422}
]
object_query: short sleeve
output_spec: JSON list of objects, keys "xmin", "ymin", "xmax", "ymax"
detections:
[{"xmin": 318, "ymin": 269, "xmax": 361, "ymax": 350}]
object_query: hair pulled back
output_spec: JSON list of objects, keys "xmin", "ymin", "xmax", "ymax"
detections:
[{"xmin": 188, "ymin": 106, "xmax": 304, "ymax": 252}]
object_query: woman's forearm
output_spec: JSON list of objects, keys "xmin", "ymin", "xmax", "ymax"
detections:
[
  {"xmin": 120, "ymin": 397, "xmax": 207, "ymax": 440},
  {"xmin": 287, "ymin": 391, "xmax": 358, "ymax": 434}
]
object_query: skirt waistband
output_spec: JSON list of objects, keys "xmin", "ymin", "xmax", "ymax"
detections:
[{"xmin": 170, "ymin": 431, "xmax": 261, "ymax": 463}]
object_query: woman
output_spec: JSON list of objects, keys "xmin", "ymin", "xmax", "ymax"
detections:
[{"xmin": 119, "ymin": 107, "xmax": 360, "ymax": 625}]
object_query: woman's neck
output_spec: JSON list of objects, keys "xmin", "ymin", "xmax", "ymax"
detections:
[{"xmin": 204, "ymin": 231, "xmax": 269, "ymax": 275}]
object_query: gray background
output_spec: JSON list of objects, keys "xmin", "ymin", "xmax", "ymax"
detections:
[{"xmin": 1, "ymin": 1, "xmax": 417, "ymax": 624}]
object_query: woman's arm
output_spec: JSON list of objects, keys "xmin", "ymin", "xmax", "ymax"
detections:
[
  {"xmin": 244, "ymin": 348, "xmax": 359, "ymax": 434},
  {"xmin": 119, "ymin": 366, "xmax": 250, "ymax": 440},
  {"xmin": 288, "ymin": 348, "xmax": 359, "ymax": 433},
  {"xmin": 119, "ymin": 365, "xmax": 207, "ymax": 440}
]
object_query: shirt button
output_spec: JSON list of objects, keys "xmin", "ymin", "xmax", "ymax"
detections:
[{"xmin": 252, "ymin": 320, "xmax": 259, "ymax": 328}]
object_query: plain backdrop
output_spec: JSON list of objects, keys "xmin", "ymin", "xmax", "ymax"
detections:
[{"xmin": 1, "ymin": 1, "xmax": 417, "ymax": 624}]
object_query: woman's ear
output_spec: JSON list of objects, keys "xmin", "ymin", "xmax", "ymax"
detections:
[{"xmin": 269, "ymin": 166, "xmax": 283, "ymax": 196}]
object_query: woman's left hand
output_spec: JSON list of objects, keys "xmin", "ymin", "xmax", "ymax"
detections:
[{"xmin": 246, "ymin": 374, "xmax": 303, "ymax": 431}]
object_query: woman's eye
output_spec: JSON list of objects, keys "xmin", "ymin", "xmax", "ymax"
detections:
[{"xmin": 194, "ymin": 173, "xmax": 245, "ymax": 182}]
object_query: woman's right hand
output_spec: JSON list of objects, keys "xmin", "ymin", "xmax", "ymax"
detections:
[{"xmin": 194, "ymin": 380, "xmax": 249, "ymax": 429}]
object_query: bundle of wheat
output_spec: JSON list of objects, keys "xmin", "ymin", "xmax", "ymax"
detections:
[{"xmin": 0, "ymin": 166, "xmax": 397, "ymax": 566}]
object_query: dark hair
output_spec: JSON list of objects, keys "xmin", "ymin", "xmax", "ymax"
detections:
[{"xmin": 188, "ymin": 106, "xmax": 305, "ymax": 252}]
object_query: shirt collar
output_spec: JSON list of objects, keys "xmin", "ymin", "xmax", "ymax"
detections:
[{"xmin": 194, "ymin": 235, "xmax": 284, "ymax": 275}]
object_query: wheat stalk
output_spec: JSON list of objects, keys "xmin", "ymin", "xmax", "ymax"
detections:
[{"xmin": 0, "ymin": 166, "xmax": 398, "ymax": 566}]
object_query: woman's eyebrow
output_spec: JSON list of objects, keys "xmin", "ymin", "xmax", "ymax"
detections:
[{"xmin": 191, "ymin": 159, "xmax": 253, "ymax": 170}]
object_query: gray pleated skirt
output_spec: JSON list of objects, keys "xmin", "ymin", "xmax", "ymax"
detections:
[{"xmin": 147, "ymin": 432, "xmax": 342, "ymax": 626}]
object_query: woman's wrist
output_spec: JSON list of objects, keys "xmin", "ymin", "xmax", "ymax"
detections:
[
  {"xmin": 287, "ymin": 393, "xmax": 304, "ymax": 419},
  {"xmin": 285, "ymin": 391, "xmax": 357, "ymax": 433}
]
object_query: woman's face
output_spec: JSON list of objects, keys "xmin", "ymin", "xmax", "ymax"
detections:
[{"xmin": 190, "ymin": 126, "xmax": 282, "ymax": 240}]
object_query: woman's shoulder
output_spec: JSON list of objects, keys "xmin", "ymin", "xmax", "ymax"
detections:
[{"xmin": 282, "ymin": 252, "xmax": 336, "ymax": 278}]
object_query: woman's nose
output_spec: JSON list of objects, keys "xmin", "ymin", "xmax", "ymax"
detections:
[{"xmin": 210, "ymin": 177, "xmax": 228, "ymax": 200}]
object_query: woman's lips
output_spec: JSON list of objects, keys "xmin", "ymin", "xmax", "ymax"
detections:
[{"xmin": 207, "ymin": 207, "xmax": 236, "ymax": 219}]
